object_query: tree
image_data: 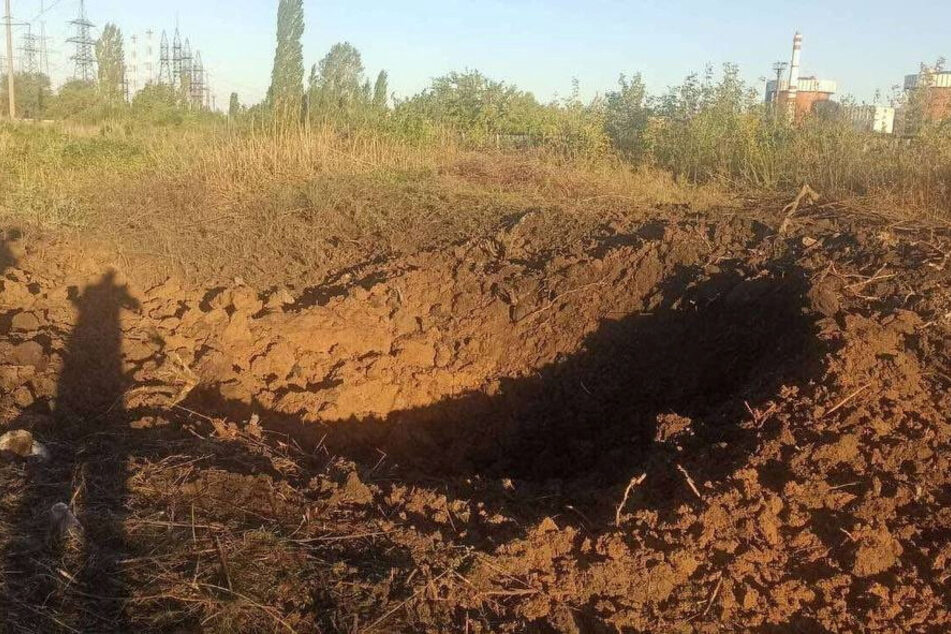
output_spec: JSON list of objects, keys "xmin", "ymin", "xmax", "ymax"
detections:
[
  {"xmin": 397, "ymin": 70, "xmax": 541, "ymax": 138},
  {"xmin": 308, "ymin": 42, "xmax": 366, "ymax": 119},
  {"xmin": 604, "ymin": 73, "xmax": 650, "ymax": 159},
  {"xmin": 96, "ymin": 23, "xmax": 126, "ymax": 102},
  {"xmin": 268, "ymin": 0, "xmax": 305, "ymax": 124},
  {"xmin": 229, "ymin": 92, "xmax": 241, "ymax": 117},
  {"xmin": 46, "ymin": 80, "xmax": 109, "ymax": 121},
  {"xmin": 0, "ymin": 72, "xmax": 51, "ymax": 119},
  {"xmin": 131, "ymin": 83, "xmax": 188, "ymax": 124},
  {"xmin": 373, "ymin": 70, "xmax": 389, "ymax": 110}
]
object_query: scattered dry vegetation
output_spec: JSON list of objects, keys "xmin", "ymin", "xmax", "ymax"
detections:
[{"xmin": 0, "ymin": 122, "xmax": 728, "ymax": 286}]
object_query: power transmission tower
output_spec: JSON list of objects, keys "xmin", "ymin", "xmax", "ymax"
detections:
[
  {"xmin": 68, "ymin": 0, "xmax": 96, "ymax": 82},
  {"xmin": 145, "ymin": 29, "xmax": 153, "ymax": 84},
  {"xmin": 128, "ymin": 33, "xmax": 137, "ymax": 97},
  {"xmin": 158, "ymin": 30, "xmax": 171, "ymax": 84},
  {"xmin": 180, "ymin": 36, "xmax": 192, "ymax": 96},
  {"xmin": 171, "ymin": 27, "xmax": 182, "ymax": 88},
  {"xmin": 20, "ymin": 25, "xmax": 38, "ymax": 73},
  {"xmin": 190, "ymin": 49, "xmax": 204, "ymax": 108}
]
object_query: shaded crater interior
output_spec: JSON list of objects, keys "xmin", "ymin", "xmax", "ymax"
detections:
[{"xmin": 188, "ymin": 260, "xmax": 826, "ymax": 493}]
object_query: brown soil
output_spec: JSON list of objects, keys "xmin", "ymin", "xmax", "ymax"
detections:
[{"xmin": 1, "ymin": 205, "xmax": 950, "ymax": 632}]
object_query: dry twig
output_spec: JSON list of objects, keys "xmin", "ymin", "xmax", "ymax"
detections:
[
  {"xmin": 778, "ymin": 184, "xmax": 820, "ymax": 235},
  {"xmin": 615, "ymin": 473, "xmax": 647, "ymax": 527},
  {"xmin": 676, "ymin": 464, "xmax": 703, "ymax": 500},
  {"xmin": 824, "ymin": 384, "xmax": 871, "ymax": 418},
  {"xmin": 701, "ymin": 573, "xmax": 724, "ymax": 618}
]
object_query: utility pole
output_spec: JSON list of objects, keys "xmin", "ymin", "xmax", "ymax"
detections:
[
  {"xmin": 4, "ymin": 0, "xmax": 14, "ymax": 118},
  {"xmin": 39, "ymin": 0, "xmax": 49, "ymax": 77},
  {"xmin": 771, "ymin": 61, "xmax": 788, "ymax": 106}
]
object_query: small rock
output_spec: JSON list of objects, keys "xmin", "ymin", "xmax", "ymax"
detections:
[
  {"xmin": 0, "ymin": 429, "xmax": 33, "ymax": 456},
  {"xmin": 0, "ymin": 429, "xmax": 49, "ymax": 460},
  {"xmin": 11, "ymin": 341, "xmax": 47, "ymax": 369},
  {"xmin": 808, "ymin": 281, "xmax": 841, "ymax": 317},
  {"xmin": 264, "ymin": 287, "xmax": 295, "ymax": 310},
  {"xmin": 802, "ymin": 236, "xmax": 818, "ymax": 248},
  {"xmin": 10, "ymin": 311, "xmax": 43, "ymax": 333},
  {"xmin": 655, "ymin": 413, "xmax": 694, "ymax": 443},
  {"xmin": 852, "ymin": 525, "xmax": 903, "ymax": 577},
  {"xmin": 231, "ymin": 286, "xmax": 264, "ymax": 314},
  {"xmin": 341, "ymin": 471, "xmax": 374, "ymax": 505},
  {"xmin": 537, "ymin": 516, "xmax": 559, "ymax": 534},
  {"xmin": 12, "ymin": 385, "xmax": 35, "ymax": 408}
]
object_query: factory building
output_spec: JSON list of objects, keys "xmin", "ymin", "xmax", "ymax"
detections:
[
  {"xmin": 847, "ymin": 105, "xmax": 896, "ymax": 134},
  {"xmin": 903, "ymin": 68, "xmax": 951, "ymax": 121},
  {"xmin": 764, "ymin": 32, "xmax": 838, "ymax": 120}
]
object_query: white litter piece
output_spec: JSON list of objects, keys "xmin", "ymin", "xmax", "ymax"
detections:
[{"xmin": 50, "ymin": 503, "xmax": 83, "ymax": 539}]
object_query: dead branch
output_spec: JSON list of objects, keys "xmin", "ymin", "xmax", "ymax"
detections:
[{"xmin": 778, "ymin": 184, "xmax": 820, "ymax": 235}]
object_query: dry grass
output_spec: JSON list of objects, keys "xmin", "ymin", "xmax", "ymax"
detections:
[{"xmin": 0, "ymin": 122, "xmax": 727, "ymax": 287}]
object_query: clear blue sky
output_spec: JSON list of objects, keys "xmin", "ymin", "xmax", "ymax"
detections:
[{"xmin": 19, "ymin": 0, "xmax": 951, "ymax": 108}]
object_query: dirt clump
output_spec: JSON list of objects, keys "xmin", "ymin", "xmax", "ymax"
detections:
[{"xmin": 1, "ymin": 206, "xmax": 950, "ymax": 632}]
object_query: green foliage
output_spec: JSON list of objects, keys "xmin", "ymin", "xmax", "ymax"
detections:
[
  {"xmin": 268, "ymin": 0, "xmax": 305, "ymax": 124},
  {"xmin": 229, "ymin": 92, "xmax": 241, "ymax": 118},
  {"xmin": 394, "ymin": 70, "xmax": 540, "ymax": 143},
  {"xmin": 648, "ymin": 64, "xmax": 775, "ymax": 185},
  {"xmin": 604, "ymin": 73, "xmax": 649, "ymax": 160},
  {"xmin": 130, "ymin": 83, "xmax": 192, "ymax": 125},
  {"xmin": 373, "ymin": 71, "xmax": 389, "ymax": 110},
  {"xmin": 46, "ymin": 80, "xmax": 115, "ymax": 122},
  {"xmin": 0, "ymin": 72, "xmax": 52, "ymax": 119},
  {"xmin": 392, "ymin": 71, "xmax": 607, "ymax": 157},
  {"xmin": 96, "ymin": 23, "xmax": 126, "ymax": 102},
  {"xmin": 307, "ymin": 42, "xmax": 367, "ymax": 122}
]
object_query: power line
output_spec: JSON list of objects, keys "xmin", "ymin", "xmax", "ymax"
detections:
[{"xmin": 28, "ymin": 0, "xmax": 64, "ymax": 23}]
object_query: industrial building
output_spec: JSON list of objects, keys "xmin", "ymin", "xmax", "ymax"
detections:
[
  {"xmin": 764, "ymin": 32, "xmax": 838, "ymax": 120},
  {"xmin": 847, "ymin": 104, "xmax": 896, "ymax": 134},
  {"xmin": 903, "ymin": 68, "xmax": 951, "ymax": 121}
]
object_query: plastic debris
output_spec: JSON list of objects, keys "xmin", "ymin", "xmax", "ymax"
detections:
[{"xmin": 50, "ymin": 503, "xmax": 83, "ymax": 539}]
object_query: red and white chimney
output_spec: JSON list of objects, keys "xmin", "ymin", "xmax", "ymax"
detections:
[{"xmin": 787, "ymin": 32, "xmax": 803, "ymax": 114}]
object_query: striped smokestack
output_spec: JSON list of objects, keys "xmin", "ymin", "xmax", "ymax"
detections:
[{"xmin": 787, "ymin": 32, "xmax": 803, "ymax": 114}]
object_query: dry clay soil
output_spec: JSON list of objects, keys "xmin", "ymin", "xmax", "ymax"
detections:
[{"xmin": 0, "ymin": 205, "xmax": 950, "ymax": 632}]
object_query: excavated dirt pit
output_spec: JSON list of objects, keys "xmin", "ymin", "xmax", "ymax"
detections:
[{"xmin": 1, "ymin": 210, "xmax": 950, "ymax": 632}]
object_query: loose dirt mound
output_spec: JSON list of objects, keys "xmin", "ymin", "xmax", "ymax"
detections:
[{"xmin": 1, "ymin": 208, "xmax": 949, "ymax": 632}]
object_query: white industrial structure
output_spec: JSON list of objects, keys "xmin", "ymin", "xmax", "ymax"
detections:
[
  {"xmin": 847, "ymin": 105, "xmax": 896, "ymax": 134},
  {"xmin": 903, "ymin": 70, "xmax": 951, "ymax": 90},
  {"xmin": 764, "ymin": 32, "xmax": 838, "ymax": 118}
]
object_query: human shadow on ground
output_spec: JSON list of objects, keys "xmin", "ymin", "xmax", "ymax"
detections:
[
  {"xmin": 0, "ymin": 270, "xmax": 284, "ymax": 631},
  {"xmin": 1, "ymin": 272, "xmax": 139, "ymax": 630},
  {"xmin": 187, "ymin": 263, "xmax": 828, "ymax": 536}
]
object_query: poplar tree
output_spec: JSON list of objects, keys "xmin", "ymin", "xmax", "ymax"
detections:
[
  {"xmin": 95, "ymin": 23, "xmax": 126, "ymax": 102},
  {"xmin": 308, "ymin": 42, "xmax": 365, "ymax": 116},
  {"xmin": 268, "ymin": 0, "xmax": 305, "ymax": 124},
  {"xmin": 373, "ymin": 70, "xmax": 389, "ymax": 109},
  {"xmin": 229, "ymin": 92, "xmax": 241, "ymax": 117}
]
